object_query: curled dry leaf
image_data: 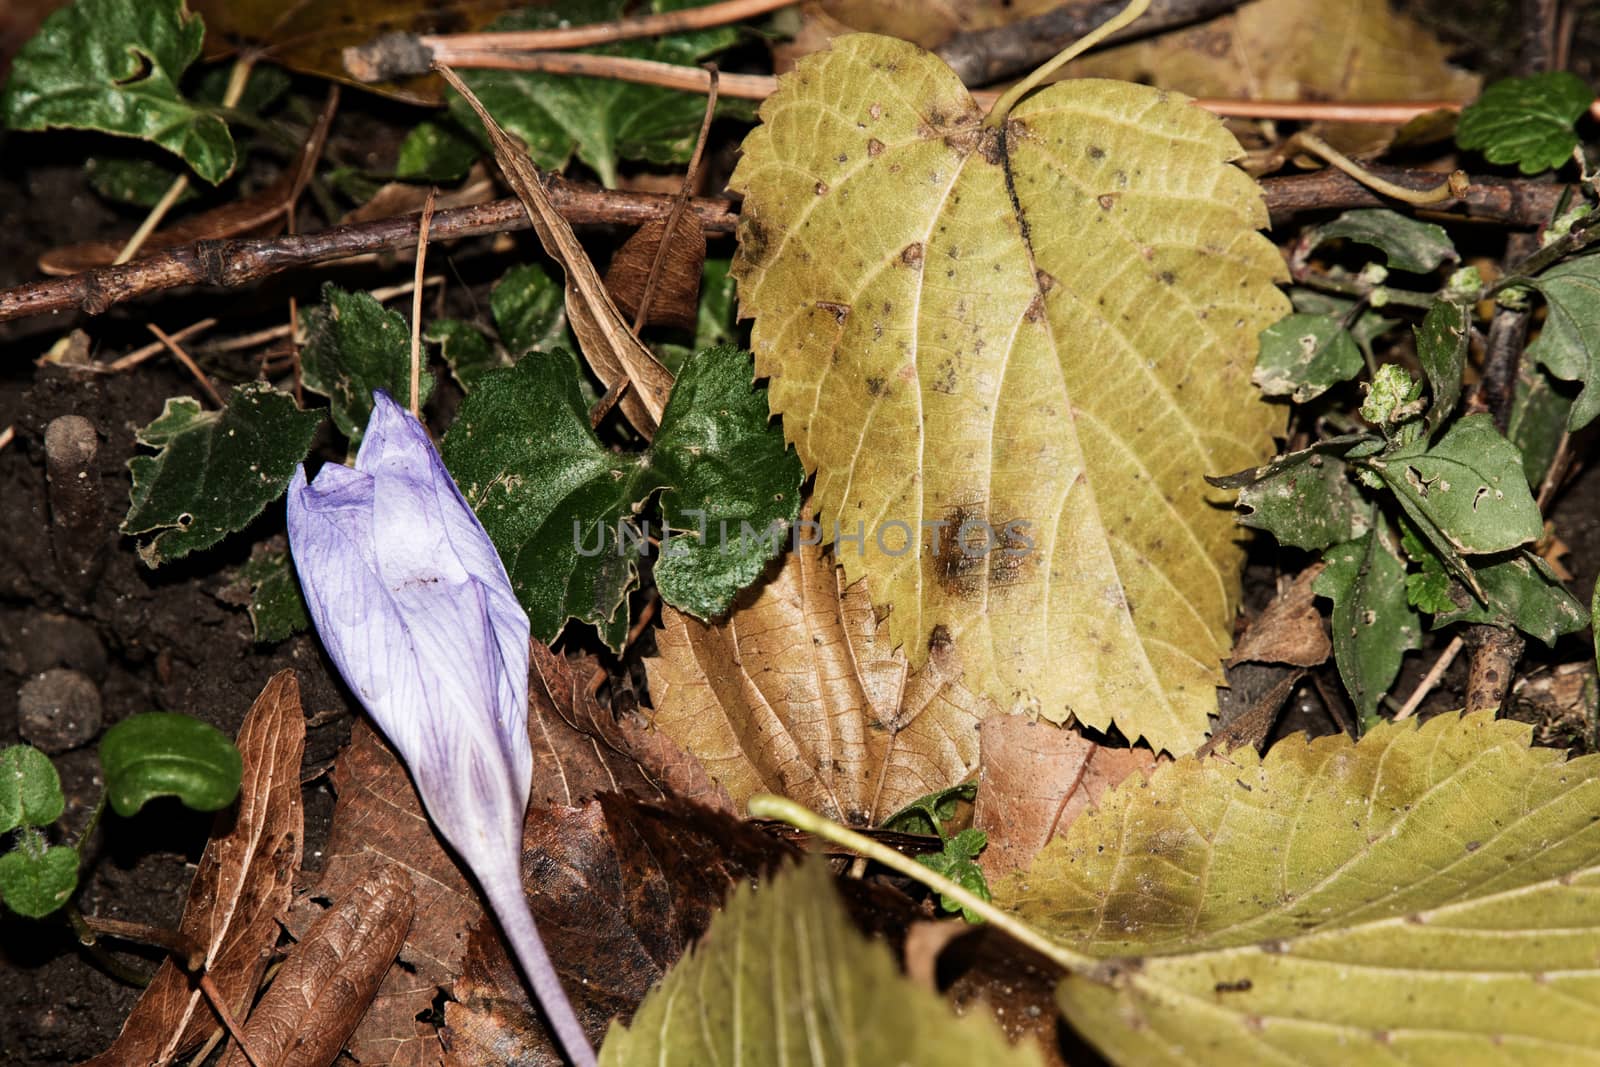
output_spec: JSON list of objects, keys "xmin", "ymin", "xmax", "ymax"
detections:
[
  {"xmin": 603, "ymin": 210, "xmax": 707, "ymax": 332},
  {"xmin": 83, "ymin": 670, "xmax": 305, "ymax": 1067},
  {"xmin": 1065, "ymin": 0, "xmax": 1481, "ymax": 155},
  {"xmin": 972, "ymin": 714, "xmax": 1160, "ymax": 877},
  {"xmin": 645, "ymin": 536, "xmax": 996, "ymax": 825},
  {"xmin": 438, "ymin": 63, "xmax": 675, "ymax": 437},
  {"xmin": 442, "ymin": 795, "xmax": 800, "ymax": 1066},
  {"xmin": 528, "ymin": 641, "xmax": 730, "ymax": 812},
  {"xmin": 219, "ymin": 864, "xmax": 413, "ymax": 1067},
  {"xmin": 1227, "ymin": 562, "xmax": 1332, "ymax": 668},
  {"xmin": 285, "ymin": 720, "xmax": 480, "ymax": 1067}
]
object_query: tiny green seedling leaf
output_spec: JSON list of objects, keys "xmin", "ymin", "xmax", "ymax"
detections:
[
  {"xmin": 0, "ymin": 835, "xmax": 79, "ymax": 918},
  {"xmin": 1253, "ymin": 313, "xmax": 1364, "ymax": 402},
  {"xmin": 1400, "ymin": 521, "xmax": 1455, "ymax": 614},
  {"xmin": 0, "ymin": 745, "xmax": 65, "ymax": 834},
  {"xmin": 596, "ymin": 860, "xmax": 1039, "ymax": 1067},
  {"xmin": 1314, "ymin": 529, "xmax": 1421, "ymax": 724},
  {"xmin": 235, "ymin": 548, "xmax": 311, "ymax": 644},
  {"xmin": 1456, "ymin": 71, "xmax": 1592, "ymax": 174},
  {"xmin": 396, "ymin": 118, "xmax": 480, "ymax": 182},
  {"xmin": 1363, "ymin": 413, "xmax": 1544, "ymax": 557},
  {"xmin": 447, "ymin": 0, "xmax": 743, "ymax": 187},
  {"xmin": 1315, "ymin": 209, "xmax": 1458, "ymax": 274},
  {"xmin": 917, "ymin": 827, "xmax": 992, "ymax": 923},
  {"xmin": 99, "ymin": 712, "xmax": 243, "ymax": 817},
  {"xmin": 1434, "ymin": 550, "xmax": 1589, "ymax": 645},
  {"xmin": 443, "ymin": 345, "xmax": 803, "ymax": 648},
  {"xmin": 1414, "ymin": 298, "xmax": 1469, "ymax": 435},
  {"xmin": 882, "ymin": 782, "xmax": 977, "ymax": 837},
  {"xmin": 301, "ymin": 283, "xmax": 433, "ymax": 444},
  {"xmin": 1, "ymin": 0, "xmax": 236, "ymax": 184},
  {"xmin": 122, "ymin": 383, "xmax": 325, "ymax": 567},
  {"xmin": 1527, "ymin": 253, "xmax": 1600, "ymax": 431}
]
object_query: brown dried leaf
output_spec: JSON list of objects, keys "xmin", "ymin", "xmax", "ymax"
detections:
[
  {"xmin": 438, "ymin": 63, "xmax": 675, "ymax": 437},
  {"xmin": 971, "ymin": 714, "xmax": 1160, "ymax": 877},
  {"xmin": 645, "ymin": 537, "xmax": 996, "ymax": 825},
  {"xmin": 81, "ymin": 670, "xmax": 306, "ymax": 1066},
  {"xmin": 1227, "ymin": 564, "xmax": 1331, "ymax": 668},
  {"xmin": 529, "ymin": 643, "xmax": 730, "ymax": 812},
  {"xmin": 441, "ymin": 795, "xmax": 799, "ymax": 1066},
  {"xmin": 219, "ymin": 864, "xmax": 413, "ymax": 1067},
  {"xmin": 603, "ymin": 212, "xmax": 707, "ymax": 332},
  {"xmin": 189, "ymin": 0, "xmax": 520, "ymax": 105},
  {"xmin": 1064, "ymin": 0, "xmax": 1481, "ymax": 155},
  {"xmin": 285, "ymin": 720, "xmax": 480, "ymax": 1067},
  {"xmin": 815, "ymin": 0, "xmax": 1059, "ymax": 50}
]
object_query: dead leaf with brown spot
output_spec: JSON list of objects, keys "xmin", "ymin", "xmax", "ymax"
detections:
[
  {"xmin": 219, "ymin": 864, "xmax": 413, "ymax": 1067},
  {"xmin": 285, "ymin": 720, "xmax": 480, "ymax": 1067},
  {"xmin": 603, "ymin": 211, "xmax": 707, "ymax": 332},
  {"xmin": 1064, "ymin": 0, "xmax": 1481, "ymax": 156},
  {"xmin": 528, "ymin": 641, "xmax": 729, "ymax": 811},
  {"xmin": 1228, "ymin": 563, "xmax": 1331, "ymax": 668},
  {"xmin": 972, "ymin": 714, "xmax": 1160, "ymax": 877},
  {"xmin": 441, "ymin": 795, "xmax": 799, "ymax": 1066},
  {"xmin": 82, "ymin": 670, "xmax": 305, "ymax": 1067},
  {"xmin": 645, "ymin": 535, "xmax": 997, "ymax": 826},
  {"xmin": 439, "ymin": 63, "xmax": 675, "ymax": 437}
]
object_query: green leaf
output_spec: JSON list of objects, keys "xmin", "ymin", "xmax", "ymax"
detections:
[
  {"xmin": 301, "ymin": 283, "xmax": 433, "ymax": 444},
  {"xmin": 693, "ymin": 257, "xmax": 739, "ymax": 350},
  {"xmin": 1399, "ymin": 520, "xmax": 1455, "ymax": 614},
  {"xmin": 491, "ymin": 263, "xmax": 574, "ymax": 357},
  {"xmin": 1214, "ymin": 441, "xmax": 1372, "ymax": 551},
  {"xmin": 443, "ymin": 346, "xmax": 803, "ymax": 648},
  {"xmin": 98, "ymin": 712, "xmax": 242, "ymax": 817},
  {"xmin": 1414, "ymin": 298, "xmax": 1469, "ymax": 434},
  {"xmin": 650, "ymin": 348, "xmax": 806, "ymax": 619},
  {"xmin": 448, "ymin": 0, "xmax": 741, "ymax": 186},
  {"xmin": 85, "ymin": 154, "xmax": 195, "ymax": 207},
  {"xmin": 1, "ymin": 0, "xmax": 236, "ymax": 184},
  {"xmin": 426, "ymin": 319, "xmax": 506, "ymax": 393},
  {"xmin": 917, "ymin": 827, "xmax": 991, "ymax": 923},
  {"xmin": 122, "ymin": 383, "xmax": 324, "ymax": 567},
  {"xmin": 1363, "ymin": 413, "xmax": 1544, "ymax": 557},
  {"xmin": 1287, "ymin": 289, "xmax": 1398, "ymax": 349},
  {"xmin": 1528, "ymin": 253, "xmax": 1600, "ymax": 430},
  {"xmin": 234, "ymin": 549, "xmax": 310, "ymax": 644},
  {"xmin": 0, "ymin": 746, "xmax": 64, "ymax": 834},
  {"xmin": 882, "ymin": 782, "xmax": 976, "ymax": 837},
  {"xmin": 1313, "ymin": 529, "xmax": 1421, "ymax": 723},
  {"xmin": 597, "ymin": 860, "xmax": 1041, "ymax": 1067},
  {"xmin": 1434, "ymin": 550, "xmax": 1589, "ymax": 645},
  {"xmin": 1457, "ymin": 71, "xmax": 1592, "ymax": 174},
  {"xmin": 990, "ymin": 712, "xmax": 1600, "ymax": 1065},
  {"xmin": 1508, "ymin": 361, "xmax": 1574, "ymax": 487},
  {"xmin": 395, "ymin": 118, "xmax": 480, "ymax": 182},
  {"xmin": 1315, "ymin": 208, "xmax": 1458, "ymax": 274},
  {"xmin": 1253, "ymin": 313, "xmax": 1364, "ymax": 402},
  {"xmin": 0, "ymin": 835, "xmax": 79, "ymax": 918}
]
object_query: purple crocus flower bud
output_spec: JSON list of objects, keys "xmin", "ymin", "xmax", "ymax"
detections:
[{"xmin": 287, "ymin": 391, "xmax": 595, "ymax": 1067}]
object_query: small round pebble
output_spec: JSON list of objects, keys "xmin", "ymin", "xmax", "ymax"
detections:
[{"xmin": 18, "ymin": 668, "xmax": 103, "ymax": 755}]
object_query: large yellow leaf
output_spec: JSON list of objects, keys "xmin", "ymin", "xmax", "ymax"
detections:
[
  {"xmin": 645, "ymin": 534, "xmax": 994, "ymax": 825},
  {"xmin": 729, "ymin": 34, "xmax": 1288, "ymax": 753},
  {"xmin": 994, "ymin": 712, "xmax": 1600, "ymax": 1064}
]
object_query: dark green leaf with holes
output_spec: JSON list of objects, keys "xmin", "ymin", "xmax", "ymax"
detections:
[
  {"xmin": 1314, "ymin": 529, "xmax": 1421, "ymax": 726},
  {"xmin": 1254, "ymin": 313, "xmax": 1364, "ymax": 402},
  {"xmin": 1315, "ymin": 209, "xmax": 1458, "ymax": 274},
  {"xmin": 301, "ymin": 283, "xmax": 433, "ymax": 444}
]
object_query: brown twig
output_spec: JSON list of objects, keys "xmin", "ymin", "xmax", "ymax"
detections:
[
  {"xmin": 147, "ymin": 323, "xmax": 225, "ymax": 408},
  {"xmin": 346, "ymin": 0, "xmax": 794, "ymax": 81},
  {"xmin": 423, "ymin": 49, "xmax": 778, "ymax": 99},
  {"xmin": 409, "ymin": 187, "xmax": 437, "ymax": 417},
  {"xmin": 1393, "ymin": 635, "xmax": 1464, "ymax": 721},
  {"xmin": 0, "ymin": 168, "xmax": 1576, "ymax": 327},
  {"xmin": 936, "ymin": 0, "xmax": 1241, "ymax": 87},
  {"xmin": 107, "ymin": 317, "xmax": 218, "ymax": 371}
]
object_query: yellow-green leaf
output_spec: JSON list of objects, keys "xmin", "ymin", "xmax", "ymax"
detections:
[
  {"xmin": 992, "ymin": 712, "xmax": 1600, "ymax": 1064},
  {"xmin": 598, "ymin": 860, "xmax": 1042, "ymax": 1067},
  {"xmin": 729, "ymin": 34, "xmax": 1288, "ymax": 753}
]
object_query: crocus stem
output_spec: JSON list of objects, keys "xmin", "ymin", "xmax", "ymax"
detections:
[{"xmin": 483, "ymin": 879, "xmax": 598, "ymax": 1067}]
